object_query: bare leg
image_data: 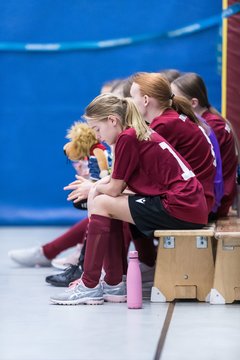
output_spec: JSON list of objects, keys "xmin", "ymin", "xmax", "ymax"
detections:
[{"xmin": 90, "ymin": 193, "xmax": 135, "ymax": 224}]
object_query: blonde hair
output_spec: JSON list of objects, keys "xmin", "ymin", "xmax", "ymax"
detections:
[
  {"xmin": 131, "ymin": 72, "xmax": 200, "ymax": 125},
  {"xmin": 83, "ymin": 93, "xmax": 150, "ymax": 141}
]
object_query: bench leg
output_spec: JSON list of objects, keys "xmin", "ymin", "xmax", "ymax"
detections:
[
  {"xmin": 151, "ymin": 287, "xmax": 166, "ymax": 302},
  {"xmin": 210, "ymin": 238, "xmax": 240, "ymax": 304},
  {"xmin": 151, "ymin": 236, "xmax": 214, "ymax": 302}
]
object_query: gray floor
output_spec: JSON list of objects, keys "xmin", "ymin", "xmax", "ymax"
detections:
[{"xmin": 1, "ymin": 227, "xmax": 240, "ymax": 360}]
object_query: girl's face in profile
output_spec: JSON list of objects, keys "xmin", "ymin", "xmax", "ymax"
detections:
[
  {"xmin": 88, "ymin": 116, "xmax": 122, "ymax": 146},
  {"xmin": 130, "ymin": 82, "xmax": 146, "ymax": 118}
]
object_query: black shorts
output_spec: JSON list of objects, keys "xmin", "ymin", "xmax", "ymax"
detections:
[{"xmin": 128, "ymin": 195, "xmax": 204, "ymax": 238}]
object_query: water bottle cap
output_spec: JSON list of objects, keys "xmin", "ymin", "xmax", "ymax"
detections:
[{"xmin": 129, "ymin": 250, "xmax": 138, "ymax": 259}]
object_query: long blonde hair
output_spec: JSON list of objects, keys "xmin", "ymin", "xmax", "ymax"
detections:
[
  {"xmin": 83, "ymin": 93, "xmax": 150, "ymax": 141},
  {"xmin": 131, "ymin": 72, "xmax": 200, "ymax": 125}
]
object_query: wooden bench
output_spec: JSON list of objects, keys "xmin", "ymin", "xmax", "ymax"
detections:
[
  {"xmin": 210, "ymin": 217, "xmax": 240, "ymax": 304},
  {"xmin": 151, "ymin": 224, "xmax": 216, "ymax": 302}
]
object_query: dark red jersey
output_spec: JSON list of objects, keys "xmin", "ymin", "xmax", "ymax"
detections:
[
  {"xmin": 150, "ymin": 109, "xmax": 216, "ymax": 214},
  {"xmin": 112, "ymin": 128, "xmax": 208, "ymax": 225},
  {"xmin": 202, "ymin": 110, "xmax": 238, "ymax": 216}
]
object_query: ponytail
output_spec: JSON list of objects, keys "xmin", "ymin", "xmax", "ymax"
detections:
[
  {"xmin": 171, "ymin": 95, "xmax": 201, "ymax": 125},
  {"xmin": 123, "ymin": 98, "xmax": 150, "ymax": 141},
  {"xmin": 83, "ymin": 93, "xmax": 151, "ymax": 141},
  {"xmin": 172, "ymin": 72, "xmax": 228, "ymax": 122},
  {"xmin": 208, "ymin": 105, "xmax": 226, "ymax": 120},
  {"xmin": 132, "ymin": 72, "xmax": 200, "ymax": 125}
]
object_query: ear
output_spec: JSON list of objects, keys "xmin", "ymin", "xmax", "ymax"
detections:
[
  {"xmin": 108, "ymin": 115, "xmax": 118, "ymax": 126},
  {"xmin": 143, "ymin": 95, "xmax": 149, "ymax": 107},
  {"xmin": 191, "ymin": 98, "xmax": 199, "ymax": 109}
]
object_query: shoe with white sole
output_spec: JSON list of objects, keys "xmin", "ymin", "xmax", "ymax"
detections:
[
  {"xmin": 51, "ymin": 244, "xmax": 83, "ymax": 270},
  {"xmin": 8, "ymin": 246, "xmax": 51, "ymax": 267},
  {"xmin": 50, "ymin": 278, "xmax": 104, "ymax": 305},
  {"xmin": 102, "ymin": 280, "xmax": 127, "ymax": 303}
]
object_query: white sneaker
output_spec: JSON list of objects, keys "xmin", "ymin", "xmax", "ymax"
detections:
[
  {"xmin": 51, "ymin": 244, "xmax": 83, "ymax": 270},
  {"xmin": 8, "ymin": 246, "xmax": 51, "ymax": 267}
]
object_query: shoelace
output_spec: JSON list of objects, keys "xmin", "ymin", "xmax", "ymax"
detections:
[{"xmin": 68, "ymin": 278, "xmax": 82, "ymax": 289}]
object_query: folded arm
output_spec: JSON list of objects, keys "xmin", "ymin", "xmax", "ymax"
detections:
[{"xmin": 96, "ymin": 177, "xmax": 127, "ymax": 197}]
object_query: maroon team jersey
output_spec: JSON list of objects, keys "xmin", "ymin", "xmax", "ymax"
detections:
[
  {"xmin": 202, "ymin": 110, "xmax": 238, "ymax": 216},
  {"xmin": 112, "ymin": 128, "xmax": 208, "ymax": 225},
  {"xmin": 150, "ymin": 109, "xmax": 216, "ymax": 214}
]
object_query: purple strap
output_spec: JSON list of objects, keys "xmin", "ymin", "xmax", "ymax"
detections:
[{"xmin": 197, "ymin": 115, "xmax": 224, "ymax": 213}]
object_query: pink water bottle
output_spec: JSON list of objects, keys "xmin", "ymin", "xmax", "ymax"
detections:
[{"xmin": 127, "ymin": 250, "xmax": 142, "ymax": 309}]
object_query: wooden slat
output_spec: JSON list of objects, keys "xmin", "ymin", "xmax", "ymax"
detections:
[
  {"xmin": 215, "ymin": 232, "xmax": 240, "ymax": 240},
  {"xmin": 154, "ymin": 225, "xmax": 215, "ymax": 238},
  {"xmin": 223, "ymin": 238, "xmax": 240, "ymax": 247},
  {"xmin": 215, "ymin": 221, "xmax": 240, "ymax": 240},
  {"xmin": 216, "ymin": 226, "xmax": 240, "ymax": 232}
]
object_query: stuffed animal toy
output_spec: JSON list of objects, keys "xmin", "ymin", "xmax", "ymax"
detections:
[{"xmin": 63, "ymin": 122, "xmax": 110, "ymax": 180}]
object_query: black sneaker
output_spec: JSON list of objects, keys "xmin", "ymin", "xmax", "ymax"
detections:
[
  {"xmin": 73, "ymin": 199, "xmax": 88, "ymax": 210},
  {"xmin": 45, "ymin": 265, "xmax": 83, "ymax": 287}
]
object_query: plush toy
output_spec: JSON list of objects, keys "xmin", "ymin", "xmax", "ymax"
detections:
[{"xmin": 63, "ymin": 122, "xmax": 110, "ymax": 180}]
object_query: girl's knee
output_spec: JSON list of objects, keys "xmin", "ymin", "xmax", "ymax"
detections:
[{"xmin": 92, "ymin": 194, "xmax": 110, "ymax": 213}]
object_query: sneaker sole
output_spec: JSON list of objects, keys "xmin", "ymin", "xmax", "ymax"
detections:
[
  {"xmin": 46, "ymin": 280, "xmax": 69, "ymax": 287},
  {"xmin": 51, "ymin": 264, "xmax": 69, "ymax": 270},
  {"xmin": 9, "ymin": 258, "xmax": 51, "ymax": 267},
  {"xmin": 50, "ymin": 297, "xmax": 104, "ymax": 305},
  {"xmin": 103, "ymin": 295, "xmax": 127, "ymax": 303}
]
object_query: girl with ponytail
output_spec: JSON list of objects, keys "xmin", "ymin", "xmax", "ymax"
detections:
[
  {"xmin": 171, "ymin": 72, "xmax": 238, "ymax": 218},
  {"xmin": 83, "ymin": 93, "xmax": 151, "ymax": 141},
  {"xmin": 50, "ymin": 92, "xmax": 208, "ymax": 306},
  {"xmin": 130, "ymin": 72, "xmax": 216, "ymax": 216}
]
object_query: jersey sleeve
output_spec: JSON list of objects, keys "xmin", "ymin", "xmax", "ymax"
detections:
[{"xmin": 112, "ymin": 134, "xmax": 139, "ymax": 182}]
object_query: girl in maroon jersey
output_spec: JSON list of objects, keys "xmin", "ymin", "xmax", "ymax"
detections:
[
  {"xmin": 130, "ymin": 72, "xmax": 216, "ymax": 215},
  {"xmin": 129, "ymin": 72, "xmax": 217, "ymax": 269},
  {"xmin": 50, "ymin": 93, "xmax": 208, "ymax": 305},
  {"xmin": 171, "ymin": 72, "xmax": 238, "ymax": 218}
]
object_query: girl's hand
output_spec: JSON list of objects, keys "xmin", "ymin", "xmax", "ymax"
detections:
[{"xmin": 64, "ymin": 176, "xmax": 93, "ymax": 203}]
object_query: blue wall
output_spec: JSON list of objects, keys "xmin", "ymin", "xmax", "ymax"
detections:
[{"xmin": 0, "ymin": 0, "xmax": 222, "ymax": 225}]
